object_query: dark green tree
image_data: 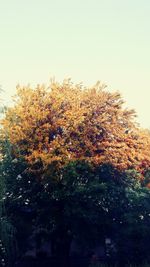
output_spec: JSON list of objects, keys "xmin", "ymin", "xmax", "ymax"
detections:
[
  {"xmin": 0, "ymin": 97, "xmax": 15, "ymax": 267},
  {"xmin": 4, "ymin": 153, "xmax": 149, "ymax": 265}
]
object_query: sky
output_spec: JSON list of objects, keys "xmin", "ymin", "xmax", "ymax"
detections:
[{"xmin": 0, "ymin": 0, "xmax": 150, "ymax": 128}]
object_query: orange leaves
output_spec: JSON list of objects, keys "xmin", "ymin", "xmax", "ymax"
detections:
[{"xmin": 1, "ymin": 79, "xmax": 150, "ymax": 173}]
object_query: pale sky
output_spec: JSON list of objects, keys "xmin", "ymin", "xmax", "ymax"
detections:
[{"xmin": 0, "ymin": 0, "xmax": 150, "ymax": 128}]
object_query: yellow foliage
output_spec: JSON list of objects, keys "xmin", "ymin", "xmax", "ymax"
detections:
[{"xmin": 1, "ymin": 79, "xmax": 150, "ymax": 172}]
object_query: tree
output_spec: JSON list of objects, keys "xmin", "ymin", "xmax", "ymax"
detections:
[
  {"xmin": 1, "ymin": 80, "xmax": 150, "ymax": 173},
  {"xmin": 1, "ymin": 80, "xmax": 150, "ymax": 265},
  {"xmin": 0, "ymin": 149, "xmax": 16, "ymax": 267},
  {"xmin": 0, "ymin": 94, "xmax": 15, "ymax": 267}
]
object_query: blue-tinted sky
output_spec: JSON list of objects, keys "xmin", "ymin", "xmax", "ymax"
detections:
[{"xmin": 0, "ymin": 0, "xmax": 150, "ymax": 127}]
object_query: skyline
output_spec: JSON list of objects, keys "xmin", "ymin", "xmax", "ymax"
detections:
[{"xmin": 0, "ymin": 0, "xmax": 150, "ymax": 128}]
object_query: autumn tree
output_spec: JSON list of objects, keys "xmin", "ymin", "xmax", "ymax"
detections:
[
  {"xmin": 1, "ymin": 80, "xmax": 150, "ymax": 264},
  {"xmin": 1, "ymin": 79, "xmax": 150, "ymax": 173}
]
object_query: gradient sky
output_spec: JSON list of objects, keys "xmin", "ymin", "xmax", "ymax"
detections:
[{"xmin": 0, "ymin": 0, "xmax": 150, "ymax": 128}]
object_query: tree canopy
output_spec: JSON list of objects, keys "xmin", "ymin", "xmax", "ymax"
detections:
[{"xmin": 1, "ymin": 80, "xmax": 150, "ymax": 173}]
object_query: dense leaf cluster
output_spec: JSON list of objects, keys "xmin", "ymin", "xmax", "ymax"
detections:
[{"xmin": 1, "ymin": 80, "xmax": 150, "ymax": 172}]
